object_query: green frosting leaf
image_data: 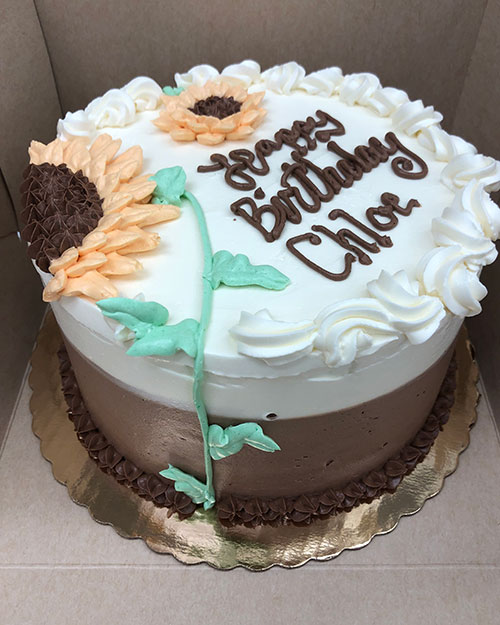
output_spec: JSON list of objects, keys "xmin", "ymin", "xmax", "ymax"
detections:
[
  {"xmin": 208, "ymin": 423, "xmax": 281, "ymax": 460},
  {"xmin": 160, "ymin": 465, "xmax": 215, "ymax": 509},
  {"xmin": 150, "ymin": 166, "xmax": 187, "ymax": 206},
  {"xmin": 97, "ymin": 297, "xmax": 199, "ymax": 358},
  {"xmin": 209, "ymin": 250, "xmax": 290, "ymax": 291},
  {"xmin": 127, "ymin": 318, "xmax": 199, "ymax": 357},
  {"xmin": 97, "ymin": 297, "xmax": 169, "ymax": 327},
  {"xmin": 162, "ymin": 85, "xmax": 185, "ymax": 96}
]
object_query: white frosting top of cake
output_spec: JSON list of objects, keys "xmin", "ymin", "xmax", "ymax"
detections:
[{"xmin": 43, "ymin": 61, "xmax": 500, "ymax": 417}]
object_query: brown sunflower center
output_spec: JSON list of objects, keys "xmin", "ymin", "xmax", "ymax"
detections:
[
  {"xmin": 189, "ymin": 95, "xmax": 242, "ymax": 119},
  {"xmin": 20, "ymin": 163, "xmax": 104, "ymax": 273}
]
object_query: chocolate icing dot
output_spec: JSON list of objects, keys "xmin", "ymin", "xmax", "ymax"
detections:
[
  {"xmin": 20, "ymin": 163, "xmax": 104, "ymax": 272},
  {"xmin": 189, "ymin": 96, "xmax": 242, "ymax": 120}
]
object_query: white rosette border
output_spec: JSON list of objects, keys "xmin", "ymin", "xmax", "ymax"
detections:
[{"xmin": 57, "ymin": 76, "xmax": 164, "ymax": 141}]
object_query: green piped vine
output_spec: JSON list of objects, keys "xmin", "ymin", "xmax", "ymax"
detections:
[{"xmin": 97, "ymin": 167, "xmax": 288, "ymax": 510}]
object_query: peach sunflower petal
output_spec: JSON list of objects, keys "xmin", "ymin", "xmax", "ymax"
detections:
[
  {"xmin": 240, "ymin": 109, "xmax": 263, "ymax": 126},
  {"xmin": 196, "ymin": 132, "xmax": 226, "ymax": 146},
  {"xmin": 171, "ymin": 108, "xmax": 193, "ymax": 125},
  {"xmin": 45, "ymin": 139, "xmax": 66, "ymax": 165},
  {"xmin": 85, "ymin": 152, "xmax": 108, "ymax": 180},
  {"xmin": 96, "ymin": 212, "xmax": 124, "ymax": 232},
  {"xmin": 105, "ymin": 145, "xmax": 143, "ymax": 179},
  {"xmin": 65, "ymin": 251, "xmax": 108, "ymax": 278},
  {"xmin": 164, "ymin": 99, "xmax": 184, "ymax": 113},
  {"xmin": 210, "ymin": 82, "xmax": 228, "ymax": 97},
  {"xmin": 251, "ymin": 108, "xmax": 267, "ymax": 127},
  {"xmin": 226, "ymin": 126, "xmax": 255, "ymax": 141},
  {"xmin": 118, "ymin": 176, "xmax": 156, "ymax": 201},
  {"xmin": 66, "ymin": 149, "xmax": 91, "ymax": 175},
  {"xmin": 153, "ymin": 115, "xmax": 178, "ymax": 132},
  {"xmin": 185, "ymin": 117, "xmax": 211, "ymax": 133},
  {"xmin": 178, "ymin": 93, "xmax": 197, "ymax": 108},
  {"xmin": 212, "ymin": 116, "xmax": 239, "ymax": 133},
  {"xmin": 98, "ymin": 229, "xmax": 142, "ymax": 254},
  {"xmin": 62, "ymin": 136, "xmax": 89, "ymax": 159},
  {"xmin": 227, "ymin": 86, "xmax": 248, "ymax": 102},
  {"xmin": 89, "ymin": 134, "xmax": 122, "ymax": 162},
  {"xmin": 95, "ymin": 171, "xmax": 121, "ymax": 198},
  {"xmin": 102, "ymin": 192, "xmax": 134, "ymax": 214},
  {"xmin": 170, "ymin": 127, "xmax": 196, "ymax": 141},
  {"xmin": 30, "ymin": 138, "xmax": 65, "ymax": 166},
  {"xmin": 43, "ymin": 270, "xmax": 67, "ymax": 301},
  {"xmin": 189, "ymin": 85, "xmax": 208, "ymax": 101},
  {"xmin": 98, "ymin": 251, "xmax": 142, "ymax": 275},
  {"xmin": 241, "ymin": 91, "xmax": 265, "ymax": 110},
  {"xmin": 79, "ymin": 230, "xmax": 108, "ymax": 255},
  {"xmin": 49, "ymin": 247, "xmax": 79, "ymax": 274},
  {"xmin": 201, "ymin": 115, "xmax": 220, "ymax": 130},
  {"xmin": 120, "ymin": 204, "xmax": 180, "ymax": 227},
  {"xmin": 28, "ymin": 141, "xmax": 50, "ymax": 165},
  {"xmin": 116, "ymin": 226, "xmax": 160, "ymax": 254},
  {"xmin": 62, "ymin": 271, "xmax": 119, "ymax": 300}
]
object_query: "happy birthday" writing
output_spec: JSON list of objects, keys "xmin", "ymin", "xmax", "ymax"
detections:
[{"xmin": 198, "ymin": 110, "xmax": 428, "ymax": 281}]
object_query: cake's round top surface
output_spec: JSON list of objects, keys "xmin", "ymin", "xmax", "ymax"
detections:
[{"xmin": 25, "ymin": 60, "xmax": 500, "ymax": 386}]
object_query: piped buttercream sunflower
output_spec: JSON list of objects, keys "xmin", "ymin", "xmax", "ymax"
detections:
[
  {"xmin": 154, "ymin": 80, "xmax": 266, "ymax": 145},
  {"xmin": 21, "ymin": 134, "xmax": 179, "ymax": 302}
]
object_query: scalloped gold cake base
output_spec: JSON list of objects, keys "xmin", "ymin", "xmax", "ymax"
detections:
[{"xmin": 29, "ymin": 312, "xmax": 478, "ymax": 570}]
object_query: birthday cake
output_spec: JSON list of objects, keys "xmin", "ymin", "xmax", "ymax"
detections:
[{"xmin": 22, "ymin": 61, "xmax": 500, "ymax": 525}]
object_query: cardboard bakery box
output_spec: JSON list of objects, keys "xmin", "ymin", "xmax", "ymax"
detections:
[{"xmin": 1, "ymin": 2, "xmax": 499, "ymax": 621}]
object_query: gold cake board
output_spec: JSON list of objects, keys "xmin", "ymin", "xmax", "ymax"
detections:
[{"xmin": 30, "ymin": 312, "xmax": 478, "ymax": 570}]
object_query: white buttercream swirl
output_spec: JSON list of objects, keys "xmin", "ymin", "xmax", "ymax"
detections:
[
  {"xmin": 122, "ymin": 76, "xmax": 163, "ymax": 112},
  {"xmin": 454, "ymin": 180, "xmax": 500, "ymax": 240},
  {"xmin": 441, "ymin": 153, "xmax": 500, "ymax": 192},
  {"xmin": 85, "ymin": 88, "xmax": 136, "ymax": 128},
  {"xmin": 339, "ymin": 73, "xmax": 380, "ymax": 106},
  {"xmin": 260, "ymin": 62, "xmax": 306, "ymax": 94},
  {"xmin": 57, "ymin": 78, "xmax": 163, "ymax": 139},
  {"xmin": 365, "ymin": 86, "xmax": 409, "ymax": 117},
  {"xmin": 174, "ymin": 64, "xmax": 220, "ymax": 88},
  {"xmin": 221, "ymin": 60, "xmax": 261, "ymax": 87},
  {"xmin": 392, "ymin": 99, "xmax": 443, "ymax": 136},
  {"xmin": 418, "ymin": 126, "xmax": 476, "ymax": 162},
  {"xmin": 432, "ymin": 206, "xmax": 497, "ymax": 269},
  {"xmin": 230, "ymin": 309, "xmax": 317, "ymax": 366},
  {"xmin": 299, "ymin": 67, "xmax": 343, "ymax": 96},
  {"xmin": 314, "ymin": 299, "xmax": 399, "ymax": 368},
  {"xmin": 57, "ymin": 109, "xmax": 96, "ymax": 141},
  {"xmin": 367, "ymin": 270, "xmax": 445, "ymax": 344},
  {"xmin": 417, "ymin": 245, "xmax": 488, "ymax": 316},
  {"xmin": 231, "ymin": 270, "xmax": 449, "ymax": 367}
]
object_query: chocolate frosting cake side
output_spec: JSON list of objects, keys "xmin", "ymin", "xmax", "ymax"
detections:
[{"xmin": 58, "ymin": 342, "xmax": 457, "ymax": 526}]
